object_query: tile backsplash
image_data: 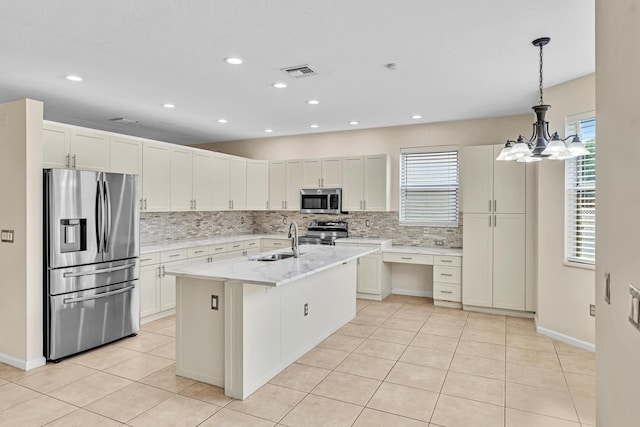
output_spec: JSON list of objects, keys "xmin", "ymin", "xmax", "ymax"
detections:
[{"xmin": 141, "ymin": 210, "xmax": 462, "ymax": 248}]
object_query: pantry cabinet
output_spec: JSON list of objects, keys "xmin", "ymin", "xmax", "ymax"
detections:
[{"xmin": 342, "ymin": 154, "xmax": 390, "ymax": 211}]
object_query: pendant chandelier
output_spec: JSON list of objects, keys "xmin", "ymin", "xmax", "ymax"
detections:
[{"xmin": 496, "ymin": 37, "xmax": 589, "ymax": 162}]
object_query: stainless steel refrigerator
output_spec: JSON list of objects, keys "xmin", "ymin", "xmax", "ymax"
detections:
[{"xmin": 44, "ymin": 169, "xmax": 140, "ymax": 361}]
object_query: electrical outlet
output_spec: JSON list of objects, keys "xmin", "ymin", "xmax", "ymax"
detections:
[
  {"xmin": 304, "ymin": 303, "xmax": 308, "ymax": 316},
  {"xmin": 589, "ymin": 304, "xmax": 595, "ymax": 317},
  {"xmin": 283, "ymin": 218, "xmax": 287, "ymax": 224},
  {"xmin": 240, "ymin": 216, "xmax": 245, "ymax": 224},
  {"xmin": 365, "ymin": 220, "xmax": 370, "ymax": 227},
  {"xmin": 211, "ymin": 295, "xmax": 219, "ymax": 310},
  {"xmin": 1, "ymin": 230, "xmax": 14, "ymax": 243},
  {"xmin": 435, "ymin": 240, "xmax": 445, "ymax": 246}
]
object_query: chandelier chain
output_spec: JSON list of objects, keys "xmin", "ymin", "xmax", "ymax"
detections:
[{"xmin": 539, "ymin": 43, "xmax": 544, "ymax": 105}]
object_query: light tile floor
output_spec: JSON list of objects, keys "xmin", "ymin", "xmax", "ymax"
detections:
[{"xmin": 0, "ymin": 296, "xmax": 596, "ymax": 426}]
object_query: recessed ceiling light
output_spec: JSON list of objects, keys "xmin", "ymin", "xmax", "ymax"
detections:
[
  {"xmin": 265, "ymin": 129, "xmax": 274, "ymax": 133},
  {"xmin": 217, "ymin": 118, "xmax": 228, "ymax": 124},
  {"xmin": 310, "ymin": 124, "xmax": 319, "ymax": 128},
  {"xmin": 162, "ymin": 103, "xmax": 176, "ymax": 109},
  {"xmin": 224, "ymin": 57, "xmax": 244, "ymax": 65},
  {"xmin": 272, "ymin": 82, "xmax": 287, "ymax": 89},
  {"xmin": 65, "ymin": 75, "xmax": 83, "ymax": 82},
  {"xmin": 411, "ymin": 114, "xmax": 423, "ymax": 119},
  {"xmin": 307, "ymin": 99, "xmax": 320, "ymax": 105},
  {"xmin": 349, "ymin": 121, "xmax": 359, "ymax": 125}
]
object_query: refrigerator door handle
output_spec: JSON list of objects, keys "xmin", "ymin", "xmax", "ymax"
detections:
[
  {"xmin": 96, "ymin": 176, "xmax": 103, "ymax": 253},
  {"xmin": 63, "ymin": 285, "xmax": 135, "ymax": 304},
  {"xmin": 63, "ymin": 262, "xmax": 137, "ymax": 278},
  {"xmin": 103, "ymin": 180, "xmax": 111, "ymax": 253}
]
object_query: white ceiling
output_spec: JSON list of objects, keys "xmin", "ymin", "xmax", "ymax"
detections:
[{"xmin": 0, "ymin": 0, "xmax": 594, "ymax": 145}]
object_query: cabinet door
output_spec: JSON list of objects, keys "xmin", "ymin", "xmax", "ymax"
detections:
[
  {"xmin": 70, "ymin": 130, "xmax": 110, "ymax": 171},
  {"xmin": 357, "ymin": 254, "xmax": 381, "ymax": 295},
  {"xmin": 160, "ymin": 259, "xmax": 185, "ymax": 311},
  {"xmin": 211, "ymin": 154, "xmax": 231, "ymax": 210},
  {"xmin": 246, "ymin": 160, "xmax": 269, "ymax": 210},
  {"xmin": 492, "ymin": 145, "xmax": 526, "ymax": 213},
  {"xmin": 110, "ymin": 136, "xmax": 142, "ymax": 175},
  {"xmin": 285, "ymin": 160, "xmax": 303, "ymax": 210},
  {"xmin": 140, "ymin": 264, "xmax": 160, "ymax": 317},
  {"xmin": 142, "ymin": 142, "xmax": 171, "ymax": 212},
  {"xmin": 170, "ymin": 147, "xmax": 193, "ymax": 211},
  {"xmin": 229, "ymin": 158, "xmax": 247, "ymax": 210},
  {"xmin": 269, "ymin": 160, "xmax": 286, "ymax": 210},
  {"xmin": 302, "ymin": 159, "xmax": 322, "ymax": 188},
  {"xmin": 42, "ymin": 123, "xmax": 71, "ymax": 168},
  {"xmin": 461, "ymin": 146, "xmax": 493, "ymax": 213},
  {"xmin": 364, "ymin": 155, "xmax": 389, "ymax": 211},
  {"xmin": 342, "ymin": 156, "xmax": 364, "ymax": 211},
  {"xmin": 462, "ymin": 213, "xmax": 493, "ymax": 307},
  {"xmin": 321, "ymin": 157, "xmax": 343, "ymax": 188},
  {"xmin": 493, "ymin": 214, "xmax": 526, "ymax": 310},
  {"xmin": 192, "ymin": 150, "xmax": 215, "ymax": 211}
]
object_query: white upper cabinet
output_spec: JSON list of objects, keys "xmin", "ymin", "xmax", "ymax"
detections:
[
  {"xmin": 229, "ymin": 157, "xmax": 247, "ymax": 210},
  {"xmin": 170, "ymin": 146, "xmax": 193, "ymax": 211},
  {"xmin": 285, "ymin": 160, "xmax": 304, "ymax": 210},
  {"xmin": 142, "ymin": 141, "xmax": 171, "ymax": 212},
  {"xmin": 342, "ymin": 154, "xmax": 389, "ymax": 211},
  {"xmin": 211, "ymin": 154, "xmax": 231, "ymax": 210},
  {"xmin": 321, "ymin": 157, "xmax": 343, "ymax": 188},
  {"xmin": 192, "ymin": 150, "xmax": 215, "ymax": 211},
  {"xmin": 462, "ymin": 145, "xmax": 525, "ymax": 214},
  {"xmin": 302, "ymin": 159, "xmax": 322, "ymax": 188},
  {"xmin": 110, "ymin": 136, "xmax": 142, "ymax": 175},
  {"xmin": 269, "ymin": 160, "xmax": 286, "ymax": 210},
  {"xmin": 246, "ymin": 160, "xmax": 269, "ymax": 210},
  {"xmin": 42, "ymin": 122, "xmax": 109, "ymax": 171}
]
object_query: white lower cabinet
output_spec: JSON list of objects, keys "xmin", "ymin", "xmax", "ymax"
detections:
[
  {"xmin": 432, "ymin": 256, "xmax": 462, "ymax": 305},
  {"xmin": 335, "ymin": 241, "xmax": 391, "ymax": 300},
  {"xmin": 140, "ymin": 263, "xmax": 161, "ymax": 317}
]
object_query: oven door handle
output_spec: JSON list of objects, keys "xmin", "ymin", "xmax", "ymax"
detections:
[
  {"xmin": 63, "ymin": 285, "xmax": 135, "ymax": 304},
  {"xmin": 63, "ymin": 262, "xmax": 136, "ymax": 278}
]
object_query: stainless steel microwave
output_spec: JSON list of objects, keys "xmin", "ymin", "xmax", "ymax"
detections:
[{"xmin": 300, "ymin": 188, "xmax": 342, "ymax": 215}]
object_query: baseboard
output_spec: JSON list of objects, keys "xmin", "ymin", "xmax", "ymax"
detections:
[
  {"xmin": 535, "ymin": 325, "xmax": 596, "ymax": 353},
  {"xmin": 392, "ymin": 289, "xmax": 433, "ymax": 298},
  {"xmin": 141, "ymin": 309, "xmax": 176, "ymax": 325},
  {"xmin": 0, "ymin": 352, "xmax": 46, "ymax": 371}
]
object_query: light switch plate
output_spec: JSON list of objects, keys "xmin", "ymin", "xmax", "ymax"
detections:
[
  {"xmin": 1, "ymin": 230, "xmax": 14, "ymax": 243},
  {"xmin": 629, "ymin": 285, "xmax": 640, "ymax": 328}
]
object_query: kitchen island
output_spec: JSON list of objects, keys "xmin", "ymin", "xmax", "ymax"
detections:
[{"xmin": 164, "ymin": 244, "xmax": 375, "ymax": 400}]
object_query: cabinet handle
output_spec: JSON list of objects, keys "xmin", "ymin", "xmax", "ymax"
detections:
[
  {"xmin": 360, "ymin": 200, "xmax": 363, "ymax": 210},
  {"xmin": 281, "ymin": 200, "xmax": 284, "ymax": 209},
  {"xmin": 72, "ymin": 154, "xmax": 76, "ymax": 168},
  {"xmin": 161, "ymin": 265, "xmax": 166, "ymax": 277},
  {"xmin": 489, "ymin": 200, "xmax": 492, "ymax": 212},
  {"xmin": 440, "ymin": 273, "xmax": 453, "ymax": 277},
  {"xmin": 489, "ymin": 215, "xmax": 491, "ymax": 227},
  {"xmin": 285, "ymin": 200, "xmax": 288, "ymax": 209},
  {"xmin": 266, "ymin": 200, "xmax": 269, "ymax": 209},
  {"xmin": 494, "ymin": 215, "xmax": 497, "ymax": 227},
  {"xmin": 194, "ymin": 199, "xmax": 197, "ymax": 210},
  {"xmin": 169, "ymin": 254, "xmax": 181, "ymax": 258},
  {"xmin": 144, "ymin": 199, "xmax": 147, "ymax": 210},
  {"xmin": 194, "ymin": 250, "xmax": 204, "ymax": 254},
  {"xmin": 65, "ymin": 154, "xmax": 70, "ymax": 168},
  {"xmin": 141, "ymin": 257, "xmax": 153, "ymax": 262},
  {"xmin": 441, "ymin": 290, "xmax": 453, "ymax": 294},
  {"xmin": 401, "ymin": 257, "xmax": 413, "ymax": 260},
  {"xmin": 363, "ymin": 200, "xmax": 366, "ymax": 210},
  {"xmin": 441, "ymin": 259, "xmax": 452, "ymax": 263},
  {"xmin": 493, "ymin": 200, "xmax": 497, "ymax": 212},
  {"xmin": 157, "ymin": 266, "xmax": 161, "ymax": 278}
]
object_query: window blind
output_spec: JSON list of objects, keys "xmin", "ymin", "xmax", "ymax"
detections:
[
  {"xmin": 400, "ymin": 148, "xmax": 459, "ymax": 226},
  {"xmin": 565, "ymin": 115, "xmax": 596, "ymax": 265}
]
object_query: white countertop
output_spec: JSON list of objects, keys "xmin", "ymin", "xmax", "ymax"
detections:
[
  {"xmin": 334, "ymin": 237, "xmax": 393, "ymax": 246},
  {"xmin": 164, "ymin": 244, "xmax": 376, "ymax": 287},
  {"xmin": 141, "ymin": 234, "xmax": 289, "ymax": 254},
  {"xmin": 382, "ymin": 246, "xmax": 462, "ymax": 256}
]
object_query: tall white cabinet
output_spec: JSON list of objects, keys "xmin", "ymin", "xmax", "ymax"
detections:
[
  {"xmin": 461, "ymin": 144, "xmax": 534, "ymax": 313},
  {"xmin": 342, "ymin": 155, "xmax": 390, "ymax": 211}
]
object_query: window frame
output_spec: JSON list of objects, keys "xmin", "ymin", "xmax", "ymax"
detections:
[
  {"xmin": 564, "ymin": 111, "xmax": 596, "ymax": 268},
  {"xmin": 398, "ymin": 145, "xmax": 459, "ymax": 227}
]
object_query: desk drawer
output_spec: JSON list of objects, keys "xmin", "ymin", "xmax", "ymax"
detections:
[
  {"xmin": 382, "ymin": 252, "xmax": 433, "ymax": 265},
  {"xmin": 160, "ymin": 248, "xmax": 188, "ymax": 263},
  {"xmin": 434, "ymin": 283, "xmax": 461, "ymax": 302},
  {"xmin": 433, "ymin": 266, "xmax": 461, "ymax": 284},
  {"xmin": 434, "ymin": 255, "xmax": 461, "ymax": 267},
  {"xmin": 140, "ymin": 252, "xmax": 160, "ymax": 267},
  {"xmin": 187, "ymin": 246, "xmax": 209, "ymax": 258}
]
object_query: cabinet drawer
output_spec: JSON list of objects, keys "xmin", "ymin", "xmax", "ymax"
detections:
[
  {"xmin": 209, "ymin": 243, "xmax": 228, "ymax": 254},
  {"xmin": 244, "ymin": 239, "xmax": 261, "ymax": 250},
  {"xmin": 187, "ymin": 246, "xmax": 209, "ymax": 258},
  {"xmin": 433, "ymin": 283, "xmax": 461, "ymax": 302},
  {"xmin": 434, "ymin": 255, "xmax": 461, "ymax": 267},
  {"xmin": 262, "ymin": 239, "xmax": 289, "ymax": 249},
  {"xmin": 228, "ymin": 242, "xmax": 244, "ymax": 252},
  {"xmin": 140, "ymin": 252, "xmax": 160, "ymax": 267},
  {"xmin": 160, "ymin": 248, "xmax": 188, "ymax": 263},
  {"xmin": 433, "ymin": 266, "xmax": 461, "ymax": 284},
  {"xmin": 382, "ymin": 252, "xmax": 433, "ymax": 265}
]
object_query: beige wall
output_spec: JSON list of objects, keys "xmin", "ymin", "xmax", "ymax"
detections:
[
  {"xmin": 198, "ymin": 115, "xmax": 533, "ymax": 211},
  {"xmin": 596, "ymin": 1, "xmax": 640, "ymax": 425},
  {"xmin": 536, "ymin": 74, "xmax": 596, "ymax": 346},
  {"xmin": 0, "ymin": 99, "xmax": 44, "ymax": 368}
]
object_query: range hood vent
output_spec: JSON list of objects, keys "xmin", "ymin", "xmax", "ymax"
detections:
[
  {"xmin": 281, "ymin": 64, "xmax": 317, "ymax": 78},
  {"xmin": 109, "ymin": 117, "xmax": 138, "ymax": 125}
]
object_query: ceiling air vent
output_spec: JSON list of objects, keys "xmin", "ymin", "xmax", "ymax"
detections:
[
  {"xmin": 281, "ymin": 64, "xmax": 317, "ymax": 78},
  {"xmin": 109, "ymin": 117, "xmax": 138, "ymax": 125}
]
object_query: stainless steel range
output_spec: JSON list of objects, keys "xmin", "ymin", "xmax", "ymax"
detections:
[{"xmin": 298, "ymin": 220, "xmax": 348, "ymax": 245}]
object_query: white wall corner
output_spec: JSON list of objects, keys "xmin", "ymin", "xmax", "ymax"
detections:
[{"xmin": 0, "ymin": 352, "xmax": 46, "ymax": 371}]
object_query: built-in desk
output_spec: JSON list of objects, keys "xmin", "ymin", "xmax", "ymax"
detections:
[{"xmin": 382, "ymin": 246, "xmax": 463, "ymax": 308}]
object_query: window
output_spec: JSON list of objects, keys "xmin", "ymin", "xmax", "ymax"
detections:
[
  {"xmin": 565, "ymin": 113, "xmax": 596, "ymax": 265},
  {"xmin": 399, "ymin": 146, "xmax": 459, "ymax": 226}
]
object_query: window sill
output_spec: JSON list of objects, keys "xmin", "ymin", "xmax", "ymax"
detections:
[{"xmin": 563, "ymin": 260, "xmax": 595, "ymax": 271}]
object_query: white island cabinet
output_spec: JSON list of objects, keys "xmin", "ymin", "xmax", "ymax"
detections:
[{"xmin": 165, "ymin": 244, "xmax": 374, "ymax": 400}]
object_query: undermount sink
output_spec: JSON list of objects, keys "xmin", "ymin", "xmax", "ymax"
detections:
[{"xmin": 252, "ymin": 253, "xmax": 299, "ymax": 262}]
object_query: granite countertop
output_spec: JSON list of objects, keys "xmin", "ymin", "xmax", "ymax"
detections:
[
  {"xmin": 140, "ymin": 233, "xmax": 289, "ymax": 254},
  {"xmin": 382, "ymin": 246, "xmax": 463, "ymax": 256},
  {"xmin": 164, "ymin": 244, "xmax": 376, "ymax": 287}
]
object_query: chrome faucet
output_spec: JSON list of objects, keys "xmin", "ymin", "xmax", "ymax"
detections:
[{"xmin": 288, "ymin": 221, "xmax": 300, "ymax": 258}]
